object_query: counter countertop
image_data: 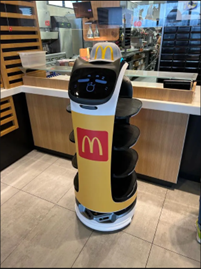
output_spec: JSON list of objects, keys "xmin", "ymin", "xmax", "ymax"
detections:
[
  {"xmin": 1, "ymin": 83, "xmax": 200, "ymax": 116},
  {"xmin": 121, "ymin": 47, "xmax": 154, "ymax": 59}
]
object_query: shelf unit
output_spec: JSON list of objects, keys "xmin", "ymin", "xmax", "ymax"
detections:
[
  {"xmin": 0, "ymin": 0, "xmax": 43, "ymax": 89},
  {"xmin": 159, "ymin": 26, "xmax": 201, "ymax": 85}
]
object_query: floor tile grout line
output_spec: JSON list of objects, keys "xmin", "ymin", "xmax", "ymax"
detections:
[
  {"xmin": 71, "ymin": 231, "xmax": 93, "ymax": 268},
  {"xmin": 153, "ymin": 242, "xmax": 201, "ymax": 263},
  {"xmin": 1, "ymin": 155, "xmax": 76, "ymax": 212},
  {"xmin": 162, "ymin": 197, "xmax": 200, "ymax": 210},
  {"xmin": 145, "ymin": 243, "xmax": 154, "ymax": 268},
  {"xmin": 1, "ymin": 157, "xmax": 59, "ymax": 192},
  {"xmin": 56, "ymin": 186, "xmax": 73, "ymax": 204},
  {"xmin": 145, "ymin": 189, "xmax": 168, "ymax": 268},
  {"xmin": 20, "ymin": 157, "xmax": 60, "ymax": 190},
  {"xmin": 122, "ymin": 230, "xmax": 154, "ymax": 245},
  {"xmin": 1, "ymin": 188, "xmax": 20, "ymax": 207},
  {"xmin": 19, "ymin": 187, "xmax": 76, "ymax": 213},
  {"xmin": 0, "ymin": 200, "xmax": 55, "ymax": 266}
]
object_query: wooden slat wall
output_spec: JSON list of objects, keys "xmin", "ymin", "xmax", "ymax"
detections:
[
  {"xmin": 0, "ymin": 1, "xmax": 43, "ymax": 89},
  {"xmin": 0, "ymin": 73, "xmax": 4, "ymax": 89},
  {"xmin": 0, "ymin": 96, "xmax": 19, "ymax": 136}
]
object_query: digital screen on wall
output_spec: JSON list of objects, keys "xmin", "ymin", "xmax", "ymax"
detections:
[
  {"xmin": 73, "ymin": 2, "xmax": 93, "ymax": 18},
  {"xmin": 97, "ymin": 7, "xmax": 122, "ymax": 25}
]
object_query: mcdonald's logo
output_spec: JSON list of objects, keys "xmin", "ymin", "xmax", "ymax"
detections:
[
  {"xmin": 94, "ymin": 45, "xmax": 114, "ymax": 60},
  {"xmin": 77, "ymin": 127, "xmax": 108, "ymax": 161}
]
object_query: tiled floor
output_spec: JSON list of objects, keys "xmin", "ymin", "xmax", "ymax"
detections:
[{"xmin": 1, "ymin": 150, "xmax": 200, "ymax": 268}]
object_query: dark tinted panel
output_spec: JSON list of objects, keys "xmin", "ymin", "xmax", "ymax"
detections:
[
  {"xmin": 191, "ymin": 26, "xmax": 201, "ymax": 32},
  {"xmin": 173, "ymin": 60, "xmax": 186, "ymax": 67},
  {"xmin": 161, "ymin": 54, "xmax": 173, "ymax": 60},
  {"xmin": 175, "ymin": 47, "xmax": 188, "ymax": 53},
  {"xmin": 174, "ymin": 54, "xmax": 186, "ymax": 60},
  {"xmin": 163, "ymin": 34, "xmax": 176, "ymax": 40},
  {"xmin": 189, "ymin": 47, "xmax": 201, "ymax": 54},
  {"xmin": 160, "ymin": 60, "xmax": 172, "ymax": 66},
  {"xmin": 189, "ymin": 40, "xmax": 201, "ymax": 46},
  {"xmin": 177, "ymin": 26, "xmax": 191, "ymax": 32},
  {"xmin": 160, "ymin": 66, "xmax": 172, "ymax": 71},
  {"xmin": 177, "ymin": 33, "xmax": 189, "ymax": 39},
  {"xmin": 191, "ymin": 33, "xmax": 201, "ymax": 39},
  {"xmin": 164, "ymin": 27, "xmax": 177, "ymax": 33},
  {"xmin": 185, "ymin": 67, "xmax": 198, "ymax": 73},
  {"xmin": 176, "ymin": 41, "xmax": 189, "ymax": 46},
  {"xmin": 186, "ymin": 54, "xmax": 200, "ymax": 60},
  {"xmin": 186, "ymin": 61, "xmax": 199, "ymax": 67},
  {"xmin": 163, "ymin": 41, "xmax": 175, "ymax": 46},
  {"xmin": 172, "ymin": 67, "xmax": 185, "ymax": 72},
  {"xmin": 162, "ymin": 47, "xmax": 174, "ymax": 53}
]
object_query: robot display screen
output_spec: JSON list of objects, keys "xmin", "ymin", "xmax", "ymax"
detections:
[{"xmin": 69, "ymin": 68, "xmax": 116, "ymax": 100}]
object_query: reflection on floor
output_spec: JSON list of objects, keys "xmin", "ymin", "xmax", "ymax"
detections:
[{"xmin": 1, "ymin": 150, "xmax": 200, "ymax": 268}]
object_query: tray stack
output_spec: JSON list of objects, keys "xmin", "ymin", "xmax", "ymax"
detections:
[{"xmin": 111, "ymin": 94, "xmax": 142, "ymax": 202}]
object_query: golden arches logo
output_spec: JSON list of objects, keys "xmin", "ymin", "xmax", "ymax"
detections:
[
  {"xmin": 82, "ymin": 136, "xmax": 103, "ymax": 156},
  {"xmin": 94, "ymin": 45, "xmax": 114, "ymax": 61}
]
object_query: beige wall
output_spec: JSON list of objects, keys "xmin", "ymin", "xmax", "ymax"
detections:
[{"xmin": 47, "ymin": 4, "xmax": 74, "ymax": 16}]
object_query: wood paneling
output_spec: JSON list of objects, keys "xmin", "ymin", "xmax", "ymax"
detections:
[
  {"xmin": 3, "ymin": 50, "xmax": 39, "ymax": 57},
  {"xmin": 0, "ymin": 26, "xmax": 37, "ymax": 31},
  {"xmin": 22, "ymin": 75, "xmax": 195, "ymax": 104},
  {"xmin": 1, "ymin": 42, "xmax": 41, "ymax": 49},
  {"xmin": 4, "ymin": 59, "xmax": 21, "ymax": 65},
  {"xmin": 0, "ymin": 96, "xmax": 19, "ymax": 137},
  {"xmin": 23, "ymin": 76, "xmax": 68, "ymax": 90},
  {"xmin": 132, "ymin": 82, "xmax": 197, "ymax": 104},
  {"xmin": 1, "ymin": 34, "xmax": 39, "ymax": 40},
  {"xmin": 131, "ymin": 109, "xmax": 189, "ymax": 183},
  {"xmin": 0, "ymin": 1, "xmax": 35, "ymax": 7},
  {"xmin": 0, "ymin": 1, "xmax": 43, "ymax": 89},
  {"xmin": 26, "ymin": 94, "xmax": 75, "ymax": 156},
  {"xmin": 0, "ymin": 12, "xmax": 35, "ymax": 19},
  {"xmin": 83, "ymin": 1, "xmax": 120, "ymax": 41},
  {"xmin": 26, "ymin": 92, "xmax": 189, "ymax": 183},
  {"xmin": 0, "ymin": 73, "xmax": 4, "ymax": 89}
]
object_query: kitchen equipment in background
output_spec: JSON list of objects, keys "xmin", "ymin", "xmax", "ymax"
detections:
[
  {"xmin": 50, "ymin": 16, "xmax": 73, "ymax": 58},
  {"xmin": 36, "ymin": 1, "xmax": 58, "ymax": 42},
  {"xmin": 65, "ymin": 14, "xmax": 83, "ymax": 56},
  {"xmin": 94, "ymin": 25, "xmax": 100, "ymax": 38},
  {"xmin": 131, "ymin": 37, "xmax": 143, "ymax": 48},
  {"xmin": 46, "ymin": 52, "xmax": 67, "ymax": 66},
  {"xmin": 87, "ymin": 24, "xmax": 94, "ymax": 39}
]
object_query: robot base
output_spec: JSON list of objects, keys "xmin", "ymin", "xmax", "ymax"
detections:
[{"xmin": 75, "ymin": 204, "xmax": 135, "ymax": 232}]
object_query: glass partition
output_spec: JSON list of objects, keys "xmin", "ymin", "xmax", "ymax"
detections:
[
  {"xmin": 19, "ymin": 66, "xmax": 198, "ymax": 81},
  {"xmin": 1, "ymin": 1, "xmax": 199, "ymax": 86}
]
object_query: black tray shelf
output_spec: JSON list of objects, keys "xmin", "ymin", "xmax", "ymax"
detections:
[
  {"xmin": 112, "ymin": 171, "xmax": 137, "ymax": 202},
  {"xmin": 69, "ymin": 125, "xmax": 140, "ymax": 150},
  {"xmin": 72, "ymin": 153, "xmax": 78, "ymax": 169},
  {"xmin": 113, "ymin": 124, "xmax": 140, "ymax": 150},
  {"xmin": 115, "ymin": 98, "xmax": 142, "ymax": 119},
  {"xmin": 69, "ymin": 130, "xmax": 75, "ymax": 143},
  {"xmin": 112, "ymin": 149, "xmax": 138, "ymax": 178}
]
